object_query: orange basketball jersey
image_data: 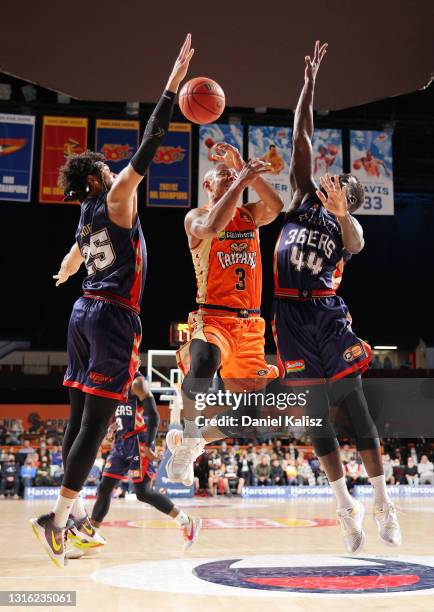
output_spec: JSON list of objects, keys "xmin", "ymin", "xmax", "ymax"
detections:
[{"xmin": 192, "ymin": 206, "xmax": 262, "ymax": 311}]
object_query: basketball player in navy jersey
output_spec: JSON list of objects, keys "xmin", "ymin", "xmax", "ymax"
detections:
[
  {"xmin": 273, "ymin": 41, "xmax": 401, "ymax": 552},
  {"xmin": 67, "ymin": 371, "xmax": 200, "ymax": 558},
  {"xmin": 30, "ymin": 34, "xmax": 195, "ymax": 568}
]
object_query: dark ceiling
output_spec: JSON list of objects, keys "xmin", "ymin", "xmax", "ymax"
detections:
[{"xmin": 2, "ymin": 1, "xmax": 434, "ymax": 110}]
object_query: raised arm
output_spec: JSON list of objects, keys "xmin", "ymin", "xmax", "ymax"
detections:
[
  {"xmin": 107, "ymin": 34, "xmax": 194, "ymax": 227},
  {"xmin": 289, "ymin": 41, "xmax": 327, "ymax": 209},
  {"xmin": 185, "ymin": 160, "xmax": 270, "ymax": 245},
  {"xmin": 210, "ymin": 142, "xmax": 283, "ymax": 227},
  {"xmin": 53, "ymin": 242, "xmax": 84, "ymax": 286}
]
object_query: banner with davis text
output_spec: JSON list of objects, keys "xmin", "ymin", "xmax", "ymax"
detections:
[
  {"xmin": 95, "ymin": 119, "xmax": 139, "ymax": 173},
  {"xmin": 248, "ymin": 126, "xmax": 292, "ymax": 211},
  {"xmin": 39, "ymin": 116, "xmax": 88, "ymax": 204},
  {"xmin": 0, "ymin": 113, "xmax": 35, "ymax": 202},
  {"xmin": 350, "ymin": 129, "xmax": 394, "ymax": 215},
  {"xmin": 147, "ymin": 122, "xmax": 191, "ymax": 208},
  {"xmin": 311, "ymin": 128, "xmax": 343, "ymax": 183},
  {"xmin": 198, "ymin": 123, "xmax": 244, "ymax": 207}
]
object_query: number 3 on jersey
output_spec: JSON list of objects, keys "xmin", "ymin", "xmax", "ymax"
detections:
[
  {"xmin": 235, "ymin": 267, "xmax": 246, "ymax": 290},
  {"xmin": 290, "ymin": 246, "xmax": 323, "ymax": 276},
  {"xmin": 81, "ymin": 229, "xmax": 115, "ymax": 276}
]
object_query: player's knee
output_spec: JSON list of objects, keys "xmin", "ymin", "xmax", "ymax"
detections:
[
  {"xmin": 355, "ymin": 437, "xmax": 380, "ymax": 452},
  {"xmin": 189, "ymin": 340, "xmax": 221, "ymax": 378},
  {"xmin": 311, "ymin": 436, "xmax": 340, "ymax": 457}
]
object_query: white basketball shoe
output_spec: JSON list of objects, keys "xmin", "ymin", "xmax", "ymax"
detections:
[
  {"xmin": 373, "ymin": 501, "xmax": 402, "ymax": 547},
  {"xmin": 166, "ymin": 429, "xmax": 204, "ymax": 487},
  {"xmin": 336, "ymin": 498, "xmax": 366, "ymax": 554}
]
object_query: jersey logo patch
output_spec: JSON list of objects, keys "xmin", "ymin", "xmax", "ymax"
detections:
[
  {"xmin": 89, "ymin": 371, "xmax": 114, "ymax": 384},
  {"xmin": 231, "ymin": 242, "xmax": 248, "ymax": 253},
  {"xmin": 343, "ymin": 343, "xmax": 366, "ymax": 363},
  {"xmin": 285, "ymin": 360, "xmax": 305, "ymax": 373}
]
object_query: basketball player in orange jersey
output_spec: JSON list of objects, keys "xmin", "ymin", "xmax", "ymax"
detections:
[
  {"xmin": 166, "ymin": 146, "xmax": 284, "ymax": 485},
  {"xmin": 353, "ymin": 150, "xmax": 391, "ymax": 178}
]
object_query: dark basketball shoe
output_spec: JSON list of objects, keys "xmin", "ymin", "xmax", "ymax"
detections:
[
  {"xmin": 30, "ymin": 512, "xmax": 73, "ymax": 569},
  {"xmin": 67, "ymin": 515, "xmax": 106, "ymax": 550}
]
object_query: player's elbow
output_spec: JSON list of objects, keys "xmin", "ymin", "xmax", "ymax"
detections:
[{"xmin": 346, "ymin": 238, "xmax": 365, "ymax": 255}]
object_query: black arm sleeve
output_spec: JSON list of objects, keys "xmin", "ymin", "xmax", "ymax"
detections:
[
  {"xmin": 140, "ymin": 397, "xmax": 159, "ymax": 447},
  {"xmin": 130, "ymin": 90, "xmax": 176, "ymax": 176}
]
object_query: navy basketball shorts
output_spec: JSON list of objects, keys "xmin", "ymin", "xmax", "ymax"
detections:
[
  {"xmin": 272, "ymin": 296, "xmax": 371, "ymax": 385},
  {"xmin": 64, "ymin": 296, "xmax": 142, "ymax": 400},
  {"xmin": 102, "ymin": 436, "xmax": 156, "ymax": 483}
]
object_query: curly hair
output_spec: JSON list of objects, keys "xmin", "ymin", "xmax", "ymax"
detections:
[
  {"xmin": 58, "ymin": 150, "xmax": 105, "ymax": 202},
  {"xmin": 339, "ymin": 173, "xmax": 365, "ymax": 213}
]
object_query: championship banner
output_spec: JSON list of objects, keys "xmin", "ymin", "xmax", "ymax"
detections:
[
  {"xmin": 350, "ymin": 129, "xmax": 394, "ymax": 215},
  {"xmin": 147, "ymin": 122, "xmax": 191, "ymax": 208},
  {"xmin": 311, "ymin": 128, "xmax": 343, "ymax": 183},
  {"xmin": 95, "ymin": 119, "xmax": 139, "ymax": 173},
  {"xmin": 39, "ymin": 116, "xmax": 88, "ymax": 204},
  {"xmin": 198, "ymin": 123, "xmax": 243, "ymax": 207},
  {"xmin": 248, "ymin": 126, "xmax": 292, "ymax": 210},
  {"xmin": 0, "ymin": 113, "xmax": 35, "ymax": 202}
]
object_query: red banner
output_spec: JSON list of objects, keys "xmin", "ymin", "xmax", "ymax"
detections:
[{"xmin": 39, "ymin": 116, "xmax": 88, "ymax": 204}]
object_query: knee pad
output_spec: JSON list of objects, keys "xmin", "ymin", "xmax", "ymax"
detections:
[
  {"xmin": 182, "ymin": 340, "xmax": 221, "ymax": 399},
  {"xmin": 331, "ymin": 375, "xmax": 379, "ymax": 441}
]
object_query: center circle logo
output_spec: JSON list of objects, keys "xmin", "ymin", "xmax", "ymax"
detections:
[{"xmin": 92, "ymin": 555, "xmax": 434, "ymax": 598}]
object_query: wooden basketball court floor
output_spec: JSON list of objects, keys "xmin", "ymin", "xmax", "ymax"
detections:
[{"xmin": 1, "ymin": 496, "xmax": 434, "ymax": 611}]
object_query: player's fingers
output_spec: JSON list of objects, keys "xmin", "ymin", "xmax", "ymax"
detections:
[
  {"xmin": 325, "ymin": 173, "xmax": 334, "ymax": 190},
  {"xmin": 316, "ymin": 190, "xmax": 327, "ymax": 204},
  {"xmin": 185, "ymin": 48, "xmax": 194, "ymax": 63},
  {"xmin": 333, "ymin": 174, "xmax": 340, "ymax": 191},
  {"xmin": 319, "ymin": 176, "xmax": 329, "ymax": 191},
  {"xmin": 179, "ymin": 33, "xmax": 191, "ymax": 59},
  {"xmin": 314, "ymin": 40, "xmax": 319, "ymax": 61},
  {"xmin": 319, "ymin": 43, "xmax": 328, "ymax": 61}
]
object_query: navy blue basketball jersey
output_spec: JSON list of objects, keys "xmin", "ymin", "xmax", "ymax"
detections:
[
  {"xmin": 113, "ymin": 390, "xmax": 147, "ymax": 441},
  {"xmin": 274, "ymin": 197, "xmax": 346, "ymax": 298},
  {"xmin": 76, "ymin": 192, "xmax": 147, "ymax": 312}
]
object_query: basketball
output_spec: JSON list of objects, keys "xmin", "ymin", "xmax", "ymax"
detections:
[
  {"xmin": 179, "ymin": 77, "xmax": 225, "ymax": 124},
  {"xmin": 353, "ymin": 160, "xmax": 362, "ymax": 170},
  {"xmin": 204, "ymin": 137, "xmax": 215, "ymax": 148},
  {"xmin": 328, "ymin": 144, "xmax": 338, "ymax": 155}
]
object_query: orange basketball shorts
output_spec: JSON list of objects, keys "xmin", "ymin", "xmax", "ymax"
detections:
[{"xmin": 177, "ymin": 310, "xmax": 278, "ymax": 391}]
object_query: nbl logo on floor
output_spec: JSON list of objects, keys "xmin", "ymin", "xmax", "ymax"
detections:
[{"xmin": 92, "ymin": 555, "xmax": 434, "ymax": 597}]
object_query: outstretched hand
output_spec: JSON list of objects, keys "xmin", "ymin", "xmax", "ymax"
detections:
[
  {"xmin": 316, "ymin": 174, "xmax": 348, "ymax": 218},
  {"xmin": 210, "ymin": 142, "xmax": 244, "ymax": 172},
  {"xmin": 236, "ymin": 158, "xmax": 272, "ymax": 188},
  {"xmin": 166, "ymin": 33, "xmax": 195, "ymax": 93},
  {"xmin": 305, "ymin": 40, "xmax": 328, "ymax": 82}
]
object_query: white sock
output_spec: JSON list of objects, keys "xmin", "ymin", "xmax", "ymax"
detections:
[
  {"xmin": 174, "ymin": 510, "xmax": 190, "ymax": 527},
  {"xmin": 330, "ymin": 476, "xmax": 354, "ymax": 510},
  {"xmin": 370, "ymin": 474, "xmax": 390, "ymax": 506},
  {"xmin": 71, "ymin": 493, "xmax": 87, "ymax": 520},
  {"xmin": 53, "ymin": 494, "xmax": 76, "ymax": 528}
]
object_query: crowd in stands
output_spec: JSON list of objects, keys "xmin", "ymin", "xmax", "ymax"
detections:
[{"xmin": 1, "ymin": 419, "xmax": 434, "ymax": 498}]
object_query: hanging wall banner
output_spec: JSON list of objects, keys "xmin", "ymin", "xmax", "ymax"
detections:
[
  {"xmin": 248, "ymin": 126, "xmax": 292, "ymax": 210},
  {"xmin": 198, "ymin": 123, "xmax": 243, "ymax": 207},
  {"xmin": 147, "ymin": 122, "xmax": 191, "ymax": 208},
  {"xmin": 311, "ymin": 128, "xmax": 343, "ymax": 183},
  {"xmin": 39, "ymin": 116, "xmax": 88, "ymax": 204},
  {"xmin": 350, "ymin": 129, "xmax": 394, "ymax": 215},
  {"xmin": 0, "ymin": 113, "xmax": 35, "ymax": 202},
  {"xmin": 95, "ymin": 119, "xmax": 139, "ymax": 173}
]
